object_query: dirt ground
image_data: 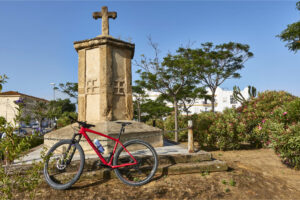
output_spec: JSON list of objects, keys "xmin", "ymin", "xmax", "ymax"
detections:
[{"xmin": 15, "ymin": 148, "xmax": 300, "ymax": 200}]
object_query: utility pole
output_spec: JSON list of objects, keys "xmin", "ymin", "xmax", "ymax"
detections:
[{"xmin": 50, "ymin": 83, "xmax": 56, "ymax": 101}]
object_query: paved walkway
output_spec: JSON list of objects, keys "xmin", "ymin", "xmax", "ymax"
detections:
[{"xmin": 14, "ymin": 140, "xmax": 192, "ymax": 165}]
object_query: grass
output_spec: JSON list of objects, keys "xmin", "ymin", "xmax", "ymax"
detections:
[
  {"xmin": 201, "ymin": 171, "xmax": 210, "ymax": 176},
  {"xmin": 229, "ymin": 179, "xmax": 236, "ymax": 186}
]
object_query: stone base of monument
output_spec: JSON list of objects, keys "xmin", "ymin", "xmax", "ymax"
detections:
[{"xmin": 44, "ymin": 121, "xmax": 163, "ymax": 155}]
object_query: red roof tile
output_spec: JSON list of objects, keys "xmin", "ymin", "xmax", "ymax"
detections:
[{"xmin": 0, "ymin": 91, "xmax": 48, "ymax": 102}]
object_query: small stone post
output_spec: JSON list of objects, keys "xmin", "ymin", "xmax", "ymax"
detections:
[{"xmin": 188, "ymin": 120, "xmax": 194, "ymax": 153}]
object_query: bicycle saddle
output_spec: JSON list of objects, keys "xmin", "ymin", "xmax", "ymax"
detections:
[{"xmin": 116, "ymin": 122, "xmax": 132, "ymax": 126}]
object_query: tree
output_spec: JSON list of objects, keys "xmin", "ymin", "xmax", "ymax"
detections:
[
  {"xmin": 0, "ymin": 74, "xmax": 8, "ymax": 92},
  {"xmin": 180, "ymin": 42, "xmax": 253, "ymax": 112},
  {"xmin": 47, "ymin": 98, "xmax": 76, "ymax": 119},
  {"xmin": 32, "ymin": 101, "xmax": 48, "ymax": 130},
  {"xmin": 56, "ymin": 82, "xmax": 78, "ymax": 100},
  {"xmin": 140, "ymin": 98, "xmax": 173, "ymax": 122},
  {"xmin": 277, "ymin": 2, "xmax": 300, "ymax": 52},
  {"xmin": 177, "ymin": 85, "xmax": 207, "ymax": 117},
  {"xmin": 132, "ymin": 83, "xmax": 148, "ymax": 122},
  {"xmin": 56, "ymin": 112, "xmax": 77, "ymax": 128},
  {"xmin": 136, "ymin": 38, "xmax": 198, "ymax": 142},
  {"xmin": 47, "ymin": 98, "xmax": 76, "ymax": 128}
]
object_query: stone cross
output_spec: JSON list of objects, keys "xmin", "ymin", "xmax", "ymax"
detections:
[{"xmin": 93, "ymin": 6, "xmax": 117, "ymax": 36}]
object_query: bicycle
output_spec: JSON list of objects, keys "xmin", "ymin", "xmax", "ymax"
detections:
[{"xmin": 43, "ymin": 117, "xmax": 158, "ymax": 190}]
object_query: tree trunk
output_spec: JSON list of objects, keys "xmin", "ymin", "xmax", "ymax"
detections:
[
  {"xmin": 39, "ymin": 119, "xmax": 43, "ymax": 131},
  {"xmin": 137, "ymin": 101, "xmax": 141, "ymax": 122},
  {"xmin": 211, "ymin": 89, "xmax": 216, "ymax": 112},
  {"xmin": 174, "ymin": 98, "xmax": 179, "ymax": 142}
]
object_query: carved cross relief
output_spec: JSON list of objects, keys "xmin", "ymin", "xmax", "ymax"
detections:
[
  {"xmin": 114, "ymin": 80, "xmax": 125, "ymax": 95},
  {"xmin": 86, "ymin": 79, "xmax": 99, "ymax": 94}
]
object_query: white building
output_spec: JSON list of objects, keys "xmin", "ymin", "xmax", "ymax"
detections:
[
  {"xmin": 0, "ymin": 91, "xmax": 49, "ymax": 126},
  {"xmin": 144, "ymin": 87, "xmax": 250, "ymax": 114}
]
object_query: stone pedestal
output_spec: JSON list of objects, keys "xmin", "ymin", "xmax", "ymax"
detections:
[{"xmin": 74, "ymin": 36, "xmax": 135, "ymax": 122}]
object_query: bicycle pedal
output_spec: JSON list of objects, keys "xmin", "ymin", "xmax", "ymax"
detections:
[{"xmin": 99, "ymin": 163, "xmax": 113, "ymax": 170}]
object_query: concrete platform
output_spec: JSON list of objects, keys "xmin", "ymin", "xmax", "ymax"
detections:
[
  {"xmin": 13, "ymin": 139, "xmax": 228, "ymax": 179},
  {"xmin": 44, "ymin": 121, "xmax": 163, "ymax": 155}
]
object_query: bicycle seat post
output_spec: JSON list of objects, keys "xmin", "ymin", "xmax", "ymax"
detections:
[{"xmin": 117, "ymin": 125, "xmax": 125, "ymax": 140}]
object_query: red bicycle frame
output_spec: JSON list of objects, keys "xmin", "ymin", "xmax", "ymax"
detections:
[{"xmin": 78, "ymin": 126, "xmax": 137, "ymax": 169}]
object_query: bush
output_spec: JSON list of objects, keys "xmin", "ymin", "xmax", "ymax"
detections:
[
  {"xmin": 163, "ymin": 114, "xmax": 189, "ymax": 141},
  {"xmin": 191, "ymin": 112, "xmax": 219, "ymax": 148},
  {"xmin": 236, "ymin": 91, "xmax": 296, "ymax": 146},
  {"xmin": 0, "ymin": 119, "xmax": 46, "ymax": 199},
  {"xmin": 56, "ymin": 112, "xmax": 78, "ymax": 128},
  {"xmin": 271, "ymin": 122, "xmax": 300, "ymax": 169},
  {"xmin": 208, "ymin": 109, "xmax": 243, "ymax": 150}
]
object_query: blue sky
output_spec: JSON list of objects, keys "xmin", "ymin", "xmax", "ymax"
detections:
[{"xmin": 0, "ymin": 0, "xmax": 299, "ymax": 100}]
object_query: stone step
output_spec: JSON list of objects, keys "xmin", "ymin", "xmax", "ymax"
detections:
[
  {"xmin": 83, "ymin": 151, "xmax": 213, "ymax": 171},
  {"xmin": 78, "ymin": 159, "xmax": 228, "ymax": 182}
]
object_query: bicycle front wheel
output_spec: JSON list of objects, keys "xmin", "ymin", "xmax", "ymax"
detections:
[
  {"xmin": 43, "ymin": 140, "xmax": 85, "ymax": 190},
  {"xmin": 113, "ymin": 139, "xmax": 158, "ymax": 186}
]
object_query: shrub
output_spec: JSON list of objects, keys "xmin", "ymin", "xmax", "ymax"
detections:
[
  {"xmin": 282, "ymin": 98, "xmax": 300, "ymax": 124},
  {"xmin": 192, "ymin": 112, "xmax": 219, "ymax": 148},
  {"xmin": 0, "ymin": 119, "xmax": 46, "ymax": 199},
  {"xmin": 209, "ymin": 109, "xmax": 243, "ymax": 150},
  {"xmin": 145, "ymin": 118, "xmax": 164, "ymax": 130},
  {"xmin": 163, "ymin": 114, "xmax": 189, "ymax": 141},
  {"xmin": 56, "ymin": 112, "xmax": 78, "ymax": 128},
  {"xmin": 237, "ymin": 91, "xmax": 296, "ymax": 146},
  {"xmin": 271, "ymin": 122, "xmax": 300, "ymax": 169}
]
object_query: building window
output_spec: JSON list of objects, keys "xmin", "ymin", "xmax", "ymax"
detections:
[{"xmin": 230, "ymin": 95, "xmax": 237, "ymax": 104}]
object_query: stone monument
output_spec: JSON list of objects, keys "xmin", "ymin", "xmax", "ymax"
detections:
[{"xmin": 44, "ymin": 6, "xmax": 163, "ymax": 155}]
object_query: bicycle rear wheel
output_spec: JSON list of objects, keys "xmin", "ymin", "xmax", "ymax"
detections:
[
  {"xmin": 43, "ymin": 140, "xmax": 85, "ymax": 190},
  {"xmin": 113, "ymin": 139, "xmax": 158, "ymax": 186}
]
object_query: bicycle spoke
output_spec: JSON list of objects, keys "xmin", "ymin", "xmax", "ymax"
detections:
[
  {"xmin": 44, "ymin": 142, "xmax": 84, "ymax": 187},
  {"xmin": 113, "ymin": 140, "xmax": 158, "ymax": 186}
]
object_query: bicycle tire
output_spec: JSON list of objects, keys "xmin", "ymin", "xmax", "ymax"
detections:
[
  {"xmin": 113, "ymin": 139, "xmax": 158, "ymax": 186},
  {"xmin": 43, "ymin": 139, "xmax": 85, "ymax": 190}
]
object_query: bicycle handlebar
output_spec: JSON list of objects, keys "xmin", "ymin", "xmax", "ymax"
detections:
[{"xmin": 68, "ymin": 116, "xmax": 95, "ymax": 128}]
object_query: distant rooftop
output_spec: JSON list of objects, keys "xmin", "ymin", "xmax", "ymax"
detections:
[{"xmin": 0, "ymin": 91, "xmax": 48, "ymax": 102}]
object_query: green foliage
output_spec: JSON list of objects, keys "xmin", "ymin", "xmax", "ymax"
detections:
[
  {"xmin": 248, "ymin": 85, "xmax": 257, "ymax": 98},
  {"xmin": 190, "ymin": 112, "xmax": 218, "ymax": 148},
  {"xmin": 57, "ymin": 82, "xmax": 78, "ymax": 99},
  {"xmin": 32, "ymin": 101, "xmax": 48, "ymax": 129},
  {"xmin": 179, "ymin": 42, "xmax": 253, "ymax": 112},
  {"xmin": 47, "ymin": 98, "xmax": 76, "ymax": 120},
  {"xmin": 283, "ymin": 99, "xmax": 300, "ymax": 123},
  {"xmin": 0, "ymin": 146, "xmax": 47, "ymax": 200},
  {"xmin": 0, "ymin": 74, "xmax": 8, "ymax": 92},
  {"xmin": 163, "ymin": 114, "xmax": 189, "ymax": 141},
  {"xmin": 236, "ymin": 90, "xmax": 296, "ymax": 147},
  {"xmin": 140, "ymin": 99, "xmax": 173, "ymax": 122},
  {"xmin": 233, "ymin": 85, "xmax": 256, "ymax": 104},
  {"xmin": 209, "ymin": 109, "xmax": 243, "ymax": 150},
  {"xmin": 0, "ymin": 116, "xmax": 46, "ymax": 199},
  {"xmin": 271, "ymin": 122, "xmax": 300, "ymax": 169},
  {"xmin": 56, "ymin": 112, "xmax": 78, "ymax": 128},
  {"xmin": 136, "ymin": 38, "xmax": 199, "ymax": 141},
  {"xmin": 229, "ymin": 179, "xmax": 236, "ymax": 186},
  {"xmin": 277, "ymin": 1, "xmax": 300, "ymax": 53}
]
